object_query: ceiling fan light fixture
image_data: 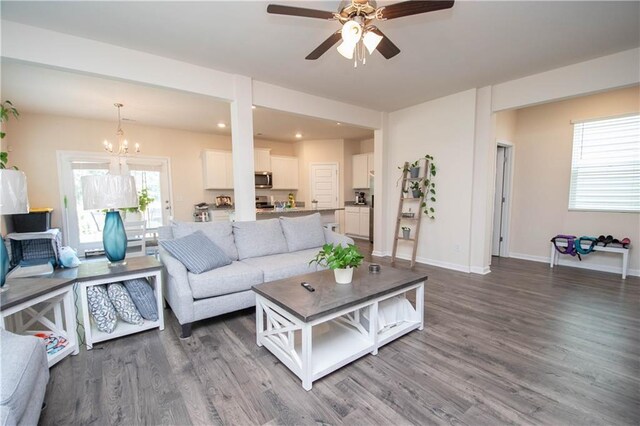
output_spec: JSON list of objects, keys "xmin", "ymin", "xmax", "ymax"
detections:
[
  {"xmin": 337, "ymin": 40, "xmax": 356, "ymax": 59},
  {"xmin": 363, "ymin": 30, "xmax": 383, "ymax": 55},
  {"xmin": 341, "ymin": 20, "xmax": 362, "ymax": 44}
]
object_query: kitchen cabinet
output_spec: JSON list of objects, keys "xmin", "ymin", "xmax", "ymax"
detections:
[
  {"xmin": 271, "ymin": 156, "xmax": 299, "ymax": 190},
  {"xmin": 352, "ymin": 152, "xmax": 374, "ymax": 189},
  {"xmin": 344, "ymin": 206, "xmax": 370, "ymax": 238},
  {"xmin": 203, "ymin": 150, "xmax": 234, "ymax": 189},
  {"xmin": 254, "ymin": 148, "xmax": 271, "ymax": 172}
]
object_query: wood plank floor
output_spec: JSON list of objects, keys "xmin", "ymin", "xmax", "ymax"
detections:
[{"xmin": 40, "ymin": 248, "xmax": 639, "ymax": 425}]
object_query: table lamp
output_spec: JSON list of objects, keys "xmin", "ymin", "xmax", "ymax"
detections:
[
  {"xmin": 0, "ymin": 169, "xmax": 29, "ymax": 289},
  {"xmin": 81, "ymin": 173, "xmax": 138, "ymax": 265}
]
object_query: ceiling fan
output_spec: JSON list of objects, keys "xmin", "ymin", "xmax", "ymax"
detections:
[{"xmin": 267, "ymin": 0, "xmax": 455, "ymax": 65}]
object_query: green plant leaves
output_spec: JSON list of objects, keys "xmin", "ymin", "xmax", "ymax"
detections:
[{"xmin": 309, "ymin": 243, "xmax": 364, "ymax": 269}]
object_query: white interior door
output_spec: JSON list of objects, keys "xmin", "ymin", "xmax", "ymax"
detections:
[
  {"xmin": 310, "ymin": 163, "xmax": 338, "ymax": 209},
  {"xmin": 492, "ymin": 146, "xmax": 506, "ymax": 256}
]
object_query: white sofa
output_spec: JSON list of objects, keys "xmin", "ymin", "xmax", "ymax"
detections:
[{"xmin": 159, "ymin": 213, "xmax": 353, "ymax": 337}]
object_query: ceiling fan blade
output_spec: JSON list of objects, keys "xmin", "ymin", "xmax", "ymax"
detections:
[
  {"xmin": 371, "ymin": 29, "xmax": 401, "ymax": 59},
  {"xmin": 379, "ymin": 0, "xmax": 454, "ymax": 20},
  {"xmin": 306, "ymin": 32, "xmax": 342, "ymax": 60},
  {"xmin": 267, "ymin": 4, "xmax": 335, "ymax": 20}
]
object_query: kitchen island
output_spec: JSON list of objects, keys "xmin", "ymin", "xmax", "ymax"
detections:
[{"xmin": 256, "ymin": 207, "xmax": 342, "ymax": 226}]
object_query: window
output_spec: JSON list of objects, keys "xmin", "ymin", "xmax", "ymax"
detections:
[
  {"xmin": 569, "ymin": 114, "xmax": 640, "ymax": 212},
  {"xmin": 58, "ymin": 152, "xmax": 172, "ymax": 252}
]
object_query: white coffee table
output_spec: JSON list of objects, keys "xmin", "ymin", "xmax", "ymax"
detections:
[{"xmin": 252, "ymin": 263, "xmax": 426, "ymax": 391}]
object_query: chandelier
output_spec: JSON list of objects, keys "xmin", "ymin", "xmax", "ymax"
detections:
[
  {"xmin": 103, "ymin": 103, "xmax": 140, "ymax": 155},
  {"xmin": 336, "ymin": 17, "xmax": 383, "ymax": 67}
]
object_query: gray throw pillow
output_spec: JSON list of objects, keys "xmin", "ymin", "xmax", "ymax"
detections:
[
  {"xmin": 279, "ymin": 213, "xmax": 326, "ymax": 252},
  {"xmin": 86, "ymin": 285, "xmax": 117, "ymax": 333},
  {"xmin": 160, "ymin": 230, "xmax": 232, "ymax": 274},
  {"xmin": 232, "ymin": 218, "xmax": 289, "ymax": 260},
  {"xmin": 123, "ymin": 278, "xmax": 158, "ymax": 321},
  {"xmin": 107, "ymin": 283, "xmax": 143, "ymax": 325}
]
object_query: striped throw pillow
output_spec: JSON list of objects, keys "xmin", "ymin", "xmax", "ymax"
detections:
[{"xmin": 160, "ymin": 230, "xmax": 232, "ymax": 274}]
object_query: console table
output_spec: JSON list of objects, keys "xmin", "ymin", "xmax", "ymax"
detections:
[
  {"xmin": 0, "ymin": 276, "xmax": 79, "ymax": 367},
  {"xmin": 70, "ymin": 256, "xmax": 165, "ymax": 350}
]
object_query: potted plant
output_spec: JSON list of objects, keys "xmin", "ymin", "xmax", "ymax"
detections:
[
  {"xmin": 409, "ymin": 180, "xmax": 423, "ymax": 198},
  {"xmin": 1, "ymin": 100, "xmax": 19, "ymax": 170},
  {"xmin": 309, "ymin": 243, "xmax": 364, "ymax": 284},
  {"xmin": 122, "ymin": 187, "xmax": 155, "ymax": 221},
  {"xmin": 401, "ymin": 226, "xmax": 411, "ymax": 239},
  {"xmin": 398, "ymin": 159, "xmax": 421, "ymax": 178}
]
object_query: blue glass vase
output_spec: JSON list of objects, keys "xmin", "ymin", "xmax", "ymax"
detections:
[
  {"xmin": 0, "ymin": 237, "xmax": 9, "ymax": 288},
  {"xmin": 103, "ymin": 210, "xmax": 127, "ymax": 263}
]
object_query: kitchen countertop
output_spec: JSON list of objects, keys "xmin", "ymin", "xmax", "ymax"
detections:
[{"xmin": 256, "ymin": 207, "xmax": 344, "ymax": 215}]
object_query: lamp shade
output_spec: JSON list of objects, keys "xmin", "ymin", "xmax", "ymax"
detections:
[
  {"xmin": 337, "ymin": 40, "xmax": 356, "ymax": 59},
  {"xmin": 0, "ymin": 170, "xmax": 29, "ymax": 215},
  {"xmin": 363, "ymin": 30, "xmax": 383, "ymax": 55},
  {"xmin": 81, "ymin": 174, "xmax": 138, "ymax": 210}
]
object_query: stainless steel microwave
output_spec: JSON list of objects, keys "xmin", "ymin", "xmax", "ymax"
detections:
[{"xmin": 255, "ymin": 172, "xmax": 272, "ymax": 189}]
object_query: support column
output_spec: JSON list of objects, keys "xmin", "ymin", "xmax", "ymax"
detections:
[
  {"xmin": 469, "ymin": 86, "xmax": 495, "ymax": 274},
  {"xmin": 230, "ymin": 75, "xmax": 256, "ymax": 222},
  {"xmin": 372, "ymin": 112, "xmax": 387, "ymax": 256}
]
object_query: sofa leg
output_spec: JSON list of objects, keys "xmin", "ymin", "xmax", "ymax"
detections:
[{"xmin": 180, "ymin": 323, "xmax": 192, "ymax": 339}]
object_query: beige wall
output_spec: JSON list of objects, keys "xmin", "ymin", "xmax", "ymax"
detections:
[
  {"xmin": 509, "ymin": 85, "xmax": 640, "ymax": 273},
  {"xmin": 495, "ymin": 110, "xmax": 517, "ymax": 143},
  {"xmin": 5, "ymin": 112, "xmax": 294, "ymax": 226},
  {"xmin": 360, "ymin": 138, "xmax": 374, "ymax": 153}
]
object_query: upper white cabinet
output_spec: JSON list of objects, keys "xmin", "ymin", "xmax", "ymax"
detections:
[
  {"xmin": 271, "ymin": 156, "xmax": 299, "ymax": 190},
  {"xmin": 254, "ymin": 148, "xmax": 271, "ymax": 172},
  {"xmin": 352, "ymin": 152, "xmax": 373, "ymax": 189},
  {"xmin": 203, "ymin": 150, "xmax": 234, "ymax": 189}
]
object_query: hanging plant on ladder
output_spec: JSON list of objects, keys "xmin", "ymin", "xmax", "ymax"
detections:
[{"xmin": 421, "ymin": 154, "xmax": 437, "ymax": 219}]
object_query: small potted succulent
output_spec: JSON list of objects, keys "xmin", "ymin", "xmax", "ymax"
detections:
[
  {"xmin": 401, "ymin": 226, "xmax": 411, "ymax": 239},
  {"xmin": 309, "ymin": 243, "xmax": 364, "ymax": 284}
]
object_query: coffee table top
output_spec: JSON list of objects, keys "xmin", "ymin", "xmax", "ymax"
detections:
[{"xmin": 252, "ymin": 262, "xmax": 427, "ymax": 322}]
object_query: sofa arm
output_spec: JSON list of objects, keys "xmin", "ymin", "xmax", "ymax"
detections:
[
  {"xmin": 159, "ymin": 248, "xmax": 195, "ymax": 324},
  {"xmin": 323, "ymin": 229, "xmax": 355, "ymax": 247}
]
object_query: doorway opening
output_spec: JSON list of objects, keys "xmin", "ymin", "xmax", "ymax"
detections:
[{"xmin": 492, "ymin": 143, "xmax": 514, "ymax": 257}]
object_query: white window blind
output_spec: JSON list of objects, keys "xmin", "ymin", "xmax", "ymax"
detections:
[{"xmin": 569, "ymin": 114, "xmax": 640, "ymax": 212}]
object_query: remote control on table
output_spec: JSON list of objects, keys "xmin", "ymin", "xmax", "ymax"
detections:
[{"xmin": 301, "ymin": 282, "xmax": 315, "ymax": 292}]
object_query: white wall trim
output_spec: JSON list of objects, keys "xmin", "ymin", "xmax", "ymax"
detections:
[
  {"xmin": 376, "ymin": 251, "xmax": 472, "ymax": 273},
  {"xmin": 492, "ymin": 48, "xmax": 640, "ymax": 112},
  {"xmin": 509, "ymin": 252, "xmax": 640, "ymax": 278},
  {"xmin": 470, "ymin": 266, "xmax": 491, "ymax": 275}
]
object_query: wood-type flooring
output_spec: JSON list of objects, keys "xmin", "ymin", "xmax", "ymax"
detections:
[{"xmin": 39, "ymin": 247, "xmax": 639, "ymax": 425}]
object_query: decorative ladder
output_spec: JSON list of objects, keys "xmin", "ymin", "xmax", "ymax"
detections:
[{"xmin": 391, "ymin": 159, "xmax": 430, "ymax": 268}]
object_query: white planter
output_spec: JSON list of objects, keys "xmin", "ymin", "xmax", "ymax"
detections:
[{"xmin": 334, "ymin": 267, "xmax": 354, "ymax": 284}]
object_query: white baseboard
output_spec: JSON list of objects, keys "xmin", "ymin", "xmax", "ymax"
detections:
[
  {"xmin": 509, "ymin": 252, "xmax": 640, "ymax": 278},
  {"xmin": 371, "ymin": 250, "xmax": 386, "ymax": 258},
  {"xmin": 382, "ymin": 251, "xmax": 472, "ymax": 273},
  {"xmin": 470, "ymin": 266, "xmax": 491, "ymax": 275}
]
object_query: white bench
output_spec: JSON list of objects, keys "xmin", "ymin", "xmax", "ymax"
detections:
[{"xmin": 549, "ymin": 241, "xmax": 630, "ymax": 279}]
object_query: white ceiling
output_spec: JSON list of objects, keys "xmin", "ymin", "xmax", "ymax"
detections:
[
  {"xmin": 0, "ymin": 60, "xmax": 374, "ymax": 141},
  {"xmin": 1, "ymin": 1, "xmax": 638, "ymax": 111}
]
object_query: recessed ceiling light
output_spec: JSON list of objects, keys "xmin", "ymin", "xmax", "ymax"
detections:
[
  {"xmin": 295, "ymin": 133, "xmax": 302, "ymax": 139},
  {"xmin": 251, "ymin": 105, "xmax": 257, "ymax": 110},
  {"xmin": 336, "ymin": 122, "xmax": 342, "ymax": 125},
  {"xmin": 217, "ymin": 123, "xmax": 226, "ymax": 128}
]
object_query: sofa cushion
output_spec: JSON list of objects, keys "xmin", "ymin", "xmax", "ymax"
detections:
[
  {"xmin": 86, "ymin": 285, "xmax": 117, "ymax": 333},
  {"xmin": 172, "ymin": 221, "xmax": 239, "ymax": 261},
  {"xmin": 123, "ymin": 278, "xmax": 158, "ymax": 321},
  {"xmin": 107, "ymin": 283, "xmax": 143, "ymax": 325},
  {"xmin": 233, "ymin": 219, "xmax": 289, "ymax": 260},
  {"xmin": 279, "ymin": 213, "xmax": 326, "ymax": 252},
  {"xmin": 240, "ymin": 248, "xmax": 320, "ymax": 282},
  {"xmin": 188, "ymin": 261, "xmax": 264, "ymax": 299},
  {"xmin": 160, "ymin": 231, "xmax": 232, "ymax": 274},
  {"xmin": 0, "ymin": 329, "xmax": 49, "ymax": 423}
]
